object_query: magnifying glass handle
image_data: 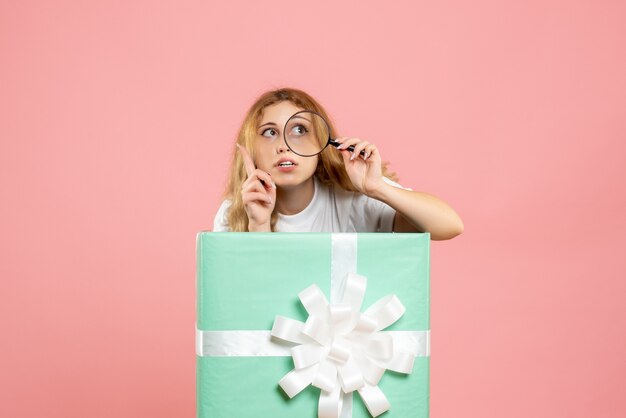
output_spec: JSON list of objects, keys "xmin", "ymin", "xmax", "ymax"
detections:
[{"xmin": 328, "ymin": 139, "xmax": 367, "ymax": 156}]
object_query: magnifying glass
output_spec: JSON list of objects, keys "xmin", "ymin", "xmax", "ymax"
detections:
[{"xmin": 282, "ymin": 110, "xmax": 366, "ymax": 158}]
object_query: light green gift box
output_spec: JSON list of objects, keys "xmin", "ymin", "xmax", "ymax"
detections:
[{"xmin": 196, "ymin": 232, "xmax": 430, "ymax": 417}]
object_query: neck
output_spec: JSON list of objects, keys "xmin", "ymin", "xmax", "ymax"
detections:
[{"xmin": 275, "ymin": 177, "xmax": 315, "ymax": 215}]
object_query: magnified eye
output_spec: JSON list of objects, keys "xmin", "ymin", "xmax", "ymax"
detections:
[
  {"xmin": 261, "ymin": 128, "xmax": 278, "ymax": 138},
  {"xmin": 291, "ymin": 124, "xmax": 308, "ymax": 136}
]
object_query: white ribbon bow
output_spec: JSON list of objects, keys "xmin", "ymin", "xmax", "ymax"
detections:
[{"xmin": 270, "ymin": 272, "xmax": 416, "ymax": 418}]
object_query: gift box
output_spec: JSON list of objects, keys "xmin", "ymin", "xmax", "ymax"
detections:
[{"xmin": 196, "ymin": 232, "xmax": 430, "ymax": 418}]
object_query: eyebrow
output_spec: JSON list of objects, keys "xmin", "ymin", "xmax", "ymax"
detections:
[{"xmin": 258, "ymin": 116, "xmax": 312, "ymax": 130}]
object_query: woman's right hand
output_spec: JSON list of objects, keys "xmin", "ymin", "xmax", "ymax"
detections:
[{"xmin": 237, "ymin": 144, "xmax": 276, "ymax": 231}]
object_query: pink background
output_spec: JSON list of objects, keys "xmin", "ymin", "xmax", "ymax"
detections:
[{"xmin": 1, "ymin": 1, "xmax": 625, "ymax": 417}]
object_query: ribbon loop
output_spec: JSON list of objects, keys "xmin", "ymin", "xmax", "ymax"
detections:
[
  {"xmin": 364, "ymin": 333, "xmax": 394, "ymax": 360},
  {"xmin": 357, "ymin": 383, "xmax": 391, "ymax": 417},
  {"xmin": 303, "ymin": 315, "xmax": 331, "ymax": 346},
  {"xmin": 354, "ymin": 354, "xmax": 386, "ymax": 386},
  {"xmin": 381, "ymin": 350, "xmax": 416, "ymax": 374},
  {"xmin": 363, "ymin": 295, "xmax": 406, "ymax": 331},
  {"xmin": 337, "ymin": 359, "xmax": 365, "ymax": 393},
  {"xmin": 353, "ymin": 314, "xmax": 378, "ymax": 334},
  {"xmin": 271, "ymin": 316, "xmax": 310, "ymax": 344},
  {"xmin": 312, "ymin": 359, "xmax": 338, "ymax": 392},
  {"xmin": 299, "ymin": 285, "xmax": 330, "ymax": 319},
  {"xmin": 327, "ymin": 338, "xmax": 351, "ymax": 364},
  {"xmin": 318, "ymin": 384, "xmax": 343, "ymax": 418},
  {"xmin": 279, "ymin": 364, "xmax": 319, "ymax": 398},
  {"xmin": 292, "ymin": 343, "xmax": 325, "ymax": 370},
  {"xmin": 329, "ymin": 304, "xmax": 352, "ymax": 324},
  {"xmin": 274, "ymin": 273, "xmax": 417, "ymax": 417},
  {"xmin": 340, "ymin": 272, "xmax": 367, "ymax": 311}
]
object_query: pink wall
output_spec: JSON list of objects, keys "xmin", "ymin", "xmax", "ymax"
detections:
[{"xmin": 1, "ymin": 1, "xmax": 625, "ymax": 417}]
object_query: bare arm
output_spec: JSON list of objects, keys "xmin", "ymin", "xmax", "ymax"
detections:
[
  {"xmin": 369, "ymin": 183, "xmax": 464, "ymax": 240},
  {"xmin": 333, "ymin": 137, "xmax": 463, "ymax": 240}
]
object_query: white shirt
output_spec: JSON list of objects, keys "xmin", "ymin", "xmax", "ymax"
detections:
[{"xmin": 212, "ymin": 176, "xmax": 409, "ymax": 233}]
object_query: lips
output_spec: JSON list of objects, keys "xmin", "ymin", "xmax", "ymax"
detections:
[{"xmin": 275, "ymin": 158, "xmax": 297, "ymax": 168}]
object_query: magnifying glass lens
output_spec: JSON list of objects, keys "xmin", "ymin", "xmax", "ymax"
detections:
[{"xmin": 284, "ymin": 111, "xmax": 330, "ymax": 157}]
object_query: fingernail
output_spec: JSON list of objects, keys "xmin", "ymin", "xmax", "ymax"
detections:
[
  {"xmin": 350, "ymin": 152, "xmax": 356, "ymax": 161},
  {"xmin": 271, "ymin": 181, "xmax": 276, "ymax": 189},
  {"xmin": 267, "ymin": 197, "xmax": 273, "ymax": 204}
]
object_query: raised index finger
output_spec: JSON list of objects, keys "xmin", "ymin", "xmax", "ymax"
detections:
[{"xmin": 236, "ymin": 144, "xmax": 256, "ymax": 177}]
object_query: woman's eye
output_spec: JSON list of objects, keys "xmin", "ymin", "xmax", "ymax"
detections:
[
  {"xmin": 291, "ymin": 125, "xmax": 308, "ymax": 136},
  {"xmin": 261, "ymin": 128, "xmax": 277, "ymax": 138}
]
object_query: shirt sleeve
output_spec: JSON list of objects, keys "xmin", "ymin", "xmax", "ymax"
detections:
[
  {"xmin": 382, "ymin": 176, "xmax": 412, "ymax": 191},
  {"xmin": 362, "ymin": 195, "xmax": 396, "ymax": 232},
  {"xmin": 352, "ymin": 177, "xmax": 409, "ymax": 232},
  {"xmin": 212, "ymin": 200, "xmax": 232, "ymax": 232}
]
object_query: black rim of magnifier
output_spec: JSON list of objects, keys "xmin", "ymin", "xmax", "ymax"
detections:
[
  {"xmin": 282, "ymin": 110, "xmax": 332, "ymax": 157},
  {"xmin": 282, "ymin": 110, "xmax": 365, "ymax": 157}
]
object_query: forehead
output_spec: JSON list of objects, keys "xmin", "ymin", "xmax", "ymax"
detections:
[{"xmin": 259, "ymin": 101, "xmax": 305, "ymax": 125}]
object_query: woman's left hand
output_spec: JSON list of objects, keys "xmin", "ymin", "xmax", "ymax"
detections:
[{"xmin": 335, "ymin": 137, "xmax": 385, "ymax": 196}]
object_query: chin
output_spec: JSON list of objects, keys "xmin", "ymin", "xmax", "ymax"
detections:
[{"xmin": 275, "ymin": 177, "xmax": 309, "ymax": 189}]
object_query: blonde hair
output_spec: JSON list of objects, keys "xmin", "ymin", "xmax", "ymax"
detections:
[{"xmin": 223, "ymin": 87, "xmax": 396, "ymax": 232}]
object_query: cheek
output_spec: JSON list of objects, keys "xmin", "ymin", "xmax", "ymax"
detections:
[
  {"xmin": 307, "ymin": 157, "xmax": 320, "ymax": 173},
  {"xmin": 256, "ymin": 156, "xmax": 272, "ymax": 171},
  {"xmin": 253, "ymin": 146, "xmax": 272, "ymax": 170}
]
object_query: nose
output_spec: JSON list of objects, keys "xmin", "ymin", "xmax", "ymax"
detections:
[{"xmin": 276, "ymin": 140, "xmax": 290, "ymax": 154}]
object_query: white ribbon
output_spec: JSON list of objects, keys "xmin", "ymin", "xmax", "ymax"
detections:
[
  {"xmin": 196, "ymin": 329, "xmax": 429, "ymax": 358},
  {"xmin": 271, "ymin": 272, "xmax": 416, "ymax": 418},
  {"xmin": 196, "ymin": 234, "xmax": 429, "ymax": 418}
]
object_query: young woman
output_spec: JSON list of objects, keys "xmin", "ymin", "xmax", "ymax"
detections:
[{"xmin": 213, "ymin": 88, "xmax": 463, "ymax": 240}]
